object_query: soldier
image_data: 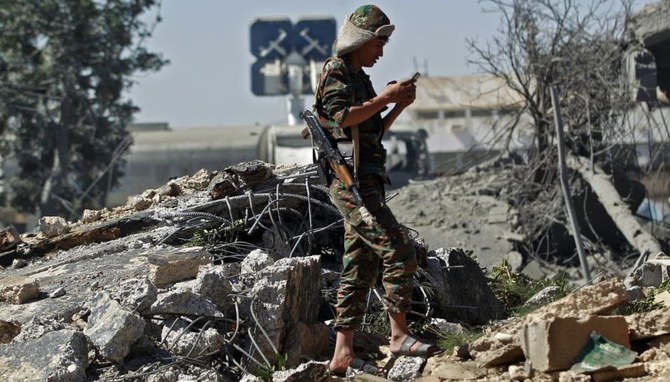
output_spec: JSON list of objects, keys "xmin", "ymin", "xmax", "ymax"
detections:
[{"xmin": 313, "ymin": 4, "xmax": 443, "ymax": 377}]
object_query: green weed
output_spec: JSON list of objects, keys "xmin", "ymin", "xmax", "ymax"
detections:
[
  {"xmin": 618, "ymin": 279, "xmax": 670, "ymax": 315},
  {"xmin": 488, "ymin": 259, "xmax": 570, "ymax": 317}
]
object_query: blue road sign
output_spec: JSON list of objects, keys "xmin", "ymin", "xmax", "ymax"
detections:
[
  {"xmin": 250, "ymin": 18, "xmax": 293, "ymax": 60},
  {"xmin": 293, "ymin": 18, "xmax": 336, "ymax": 61},
  {"xmin": 251, "ymin": 58, "xmax": 288, "ymax": 96}
]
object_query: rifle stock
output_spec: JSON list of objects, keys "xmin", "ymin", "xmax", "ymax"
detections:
[{"xmin": 301, "ymin": 110, "xmax": 375, "ymax": 225}]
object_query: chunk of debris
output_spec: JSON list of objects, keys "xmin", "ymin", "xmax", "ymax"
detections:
[
  {"xmin": 108, "ymin": 278, "xmax": 158, "ymax": 315},
  {"xmin": 160, "ymin": 317, "xmax": 223, "ymax": 358},
  {"xmin": 81, "ymin": 209, "xmax": 102, "ymax": 223},
  {"xmin": 38, "ymin": 216, "xmax": 70, "ymax": 238},
  {"xmin": 0, "ymin": 225, "xmax": 22, "ymax": 251},
  {"xmin": 0, "ymin": 330, "xmax": 88, "ymax": 382},
  {"xmin": 424, "ymin": 247, "xmax": 504, "ymax": 325},
  {"xmin": 520, "ymin": 316, "xmax": 630, "ymax": 372},
  {"xmin": 84, "ymin": 292, "xmax": 146, "ymax": 363},
  {"xmin": 626, "ymin": 253, "xmax": 670, "ymax": 288},
  {"xmin": 145, "ymin": 246, "xmax": 212, "ymax": 286},
  {"xmin": 0, "ymin": 320, "xmax": 21, "ymax": 344},
  {"xmin": 625, "ymin": 306, "xmax": 670, "ymax": 341},
  {"xmin": 468, "ymin": 277, "xmax": 628, "ymax": 367},
  {"xmin": 0, "ymin": 280, "xmax": 40, "ymax": 304},
  {"xmin": 150, "ymin": 288, "xmax": 223, "ymax": 317}
]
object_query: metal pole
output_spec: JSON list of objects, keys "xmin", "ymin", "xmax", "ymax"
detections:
[{"xmin": 550, "ymin": 85, "xmax": 592, "ymax": 283}]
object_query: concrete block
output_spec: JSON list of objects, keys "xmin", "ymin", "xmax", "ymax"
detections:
[
  {"xmin": 520, "ymin": 315, "xmax": 630, "ymax": 372},
  {"xmin": 145, "ymin": 246, "xmax": 212, "ymax": 286},
  {"xmin": 0, "ymin": 280, "xmax": 40, "ymax": 304},
  {"xmin": 85, "ymin": 292, "xmax": 146, "ymax": 363},
  {"xmin": 0, "ymin": 330, "xmax": 88, "ymax": 382},
  {"xmin": 150, "ymin": 288, "xmax": 222, "ymax": 317},
  {"xmin": 626, "ymin": 306, "xmax": 670, "ymax": 341}
]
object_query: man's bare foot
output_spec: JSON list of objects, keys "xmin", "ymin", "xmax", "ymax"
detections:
[{"xmin": 328, "ymin": 354, "xmax": 353, "ymax": 375}]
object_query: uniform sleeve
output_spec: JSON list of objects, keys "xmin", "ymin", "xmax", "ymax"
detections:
[{"xmin": 320, "ymin": 62, "xmax": 353, "ymax": 126}]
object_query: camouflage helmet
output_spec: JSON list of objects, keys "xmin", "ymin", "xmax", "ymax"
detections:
[{"xmin": 333, "ymin": 4, "xmax": 395, "ymax": 57}]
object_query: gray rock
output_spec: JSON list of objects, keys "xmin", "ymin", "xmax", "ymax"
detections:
[
  {"xmin": 425, "ymin": 318, "xmax": 467, "ymax": 335},
  {"xmin": 85, "ymin": 292, "xmax": 146, "ymax": 363},
  {"xmin": 387, "ymin": 356, "xmax": 424, "ymax": 381},
  {"xmin": 187, "ymin": 263, "xmax": 238, "ymax": 311},
  {"xmin": 13, "ymin": 316, "xmax": 67, "ymax": 342},
  {"xmin": 240, "ymin": 256, "xmax": 321, "ymax": 370},
  {"xmin": 271, "ymin": 361, "xmax": 328, "ymax": 382},
  {"xmin": 241, "ymin": 248, "xmax": 277, "ymax": 274},
  {"xmin": 150, "ymin": 288, "xmax": 223, "ymax": 317},
  {"xmin": 38, "ymin": 216, "xmax": 70, "ymax": 238},
  {"xmin": 49, "ymin": 287, "xmax": 67, "ymax": 298},
  {"xmin": 109, "ymin": 278, "xmax": 158, "ymax": 315},
  {"xmin": 425, "ymin": 247, "xmax": 504, "ymax": 325},
  {"xmin": 524, "ymin": 286, "xmax": 563, "ymax": 307},
  {"xmin": 0, "ymin": 329, "xmax": 88, "ymax": 382},
  {"xmin": 160, "ymin": 318, "xmax": 222, "ymax": 358}
]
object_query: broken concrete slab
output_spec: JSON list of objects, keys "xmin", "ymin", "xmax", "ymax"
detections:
[
  {"xmin": 84, "ymin": 292, "xmax": 146, "ymax": 363},
  {"xmin": 12, "ymin": 315, "xmax": 68, "ymax": 342},
  {"xmin": 108, "ymin": 278, "xmax": 157, "ymax": 315},
  {"xmin": 426, "ymin": 359, "xmax": 487, "ymax": 380},
  {"xmin": 240, "ymin": 255, "xmax": 321, "ymax": 369},
  {"xmin": 468, "ymin": 277, "xmax": 628, "ymax": 367},
  {"xmin": 0, "ymin": 280, "xmax": 39, "ymax": 304},
  {"xmin": 626, "ymin": 306, "xmax": 670, "ymax": 341},
  {"xmin": 150, "ymin": 288, "xmax": 223, "ymax": 317},
  {"xmin": 283, "ymin": 321, "xmax": 329, "ymax": 367},
  {"xmin": 145, "ymin": 246, "xmax": 212, "ymax": 286},
  {"xmin": 160, "ymin": 317, "xmax": 222, "ymax": 358},
  {"xmin": 0, "ymin": 329, "xmax": 88, "ymax": 382},
  {"xmin": 424, "ymin": 247, "xmax": 504, "ymax": 325},
  {"xmin": 182, "ymin": 263, "xmax": 239, "ymax": 312},
  {"xmin": 520, "ymin": 316, "xmax": 630, "ymax": 372},
  {"xmin": 387, "ymin": 356, "xmax": 425, "ymax": 381}
]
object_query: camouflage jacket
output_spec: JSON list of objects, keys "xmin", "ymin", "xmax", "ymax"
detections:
[{"xmin": 314, "ymin": 57, "xmax": 387, "ymax": 181}]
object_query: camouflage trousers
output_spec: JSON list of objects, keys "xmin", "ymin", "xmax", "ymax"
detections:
[{"xmin": 329, "ymin": 176, "xmax": 417, "ymax": 331}]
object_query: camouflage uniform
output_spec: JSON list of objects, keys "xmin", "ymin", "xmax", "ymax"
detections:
[{"xmin": 314, "ymin": 5, "xmax": 417, "ymax": 331}]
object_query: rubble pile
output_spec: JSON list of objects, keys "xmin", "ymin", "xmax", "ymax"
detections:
[
  {"xmin": 0, "ymin": 159, "xmax": 669, "ymax": 381},
  {"xmin": 0, "ymin": 160, "xmax": 502, "ymax": 381}
]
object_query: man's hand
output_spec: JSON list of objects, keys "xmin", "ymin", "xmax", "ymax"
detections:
[{"xmin": 381, "ymin": 80, "xmax": 416, "ymax": 105}]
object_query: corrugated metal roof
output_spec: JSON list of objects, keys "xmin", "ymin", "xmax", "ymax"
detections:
[{"xmin": 409, "ymin": 75, "xmax": 524, "ymax": 112}]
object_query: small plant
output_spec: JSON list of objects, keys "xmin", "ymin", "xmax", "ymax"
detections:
[
  {"xmin": 488, "ymin": 259, "xmax": 570, "ymax": 317},
  {"xmin": 618, "ymin": 279, "xmax": 670, "ymax": 315},
  {"xmin": 257, "ymin": 353, "xmax": 289, "ymax": 382},
  {"xmin": 187, "ymin": 220, "xmax": 245, "ymax": 246},
  {"xmin": 436, "ymin": 330, "xmax": 482, "ymax": 354}
]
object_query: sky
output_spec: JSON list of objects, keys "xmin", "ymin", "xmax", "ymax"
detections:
[{"xmin": 126, "ymin": 0, "xmax": 652, "ymax": 128}]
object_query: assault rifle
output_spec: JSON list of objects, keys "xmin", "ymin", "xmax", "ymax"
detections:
[{"xmin": 301, "ymin": 110, "xmax": 375, "ymax": 225}]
